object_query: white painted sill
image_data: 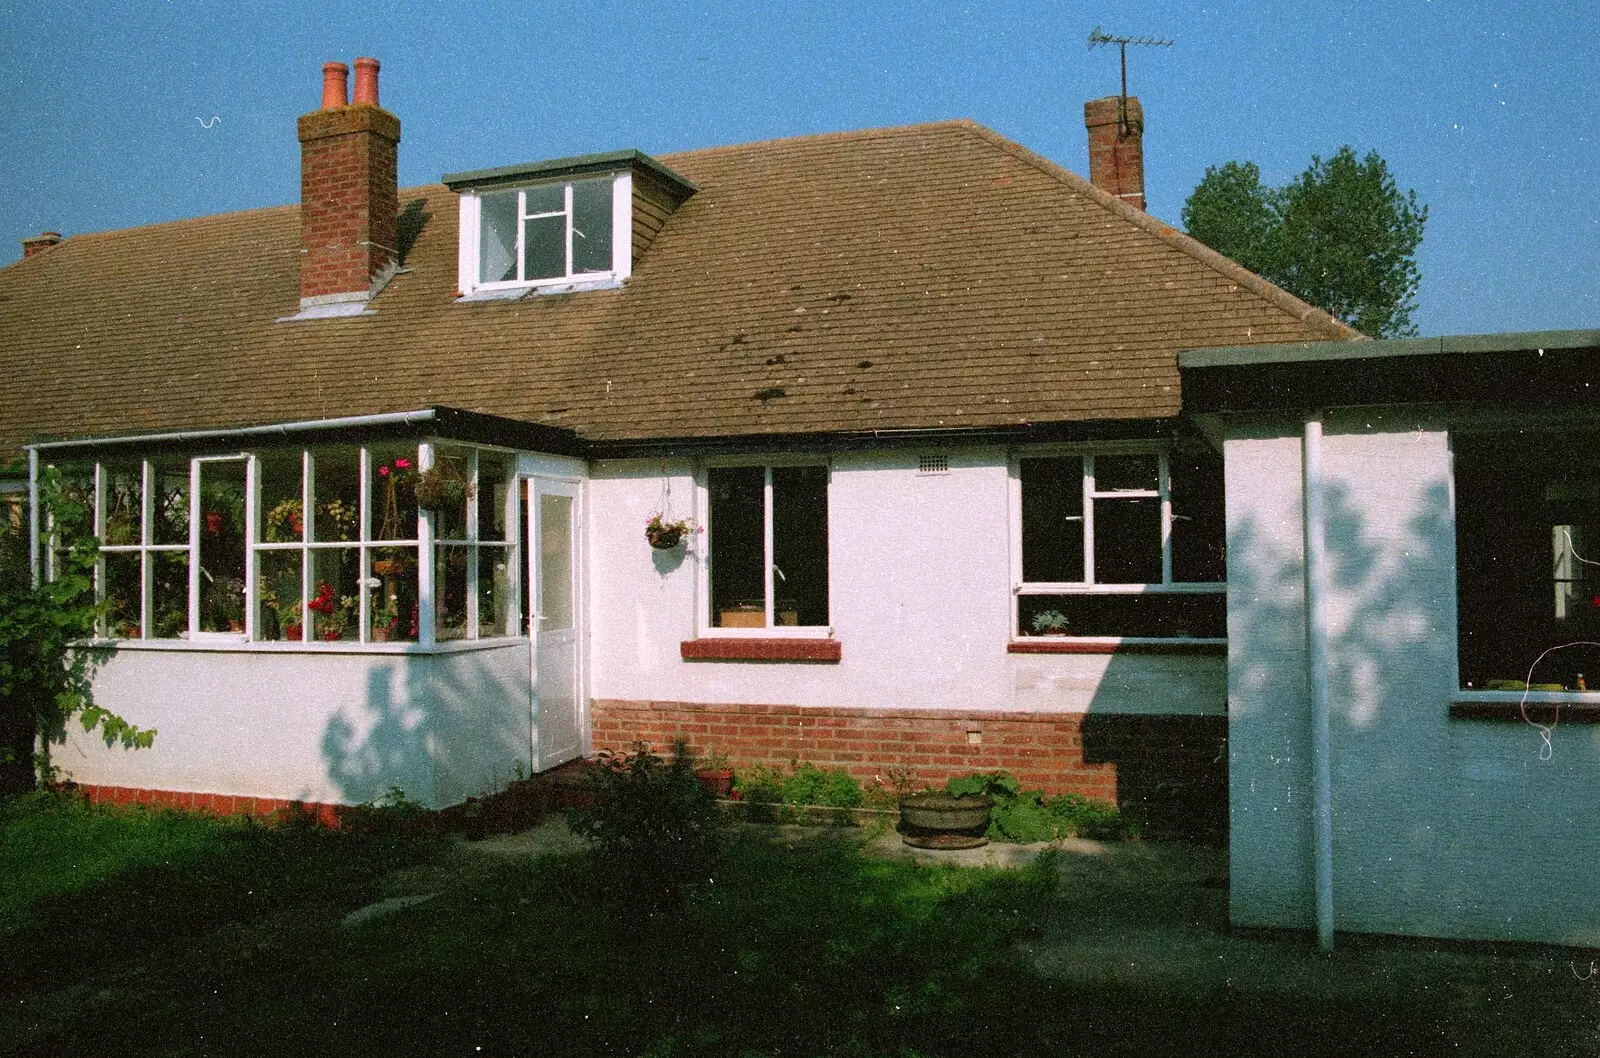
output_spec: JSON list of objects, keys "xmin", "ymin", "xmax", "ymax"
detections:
[{"xmin": 83, "ymin": 637, "xmax": 530, "ymax": 657}]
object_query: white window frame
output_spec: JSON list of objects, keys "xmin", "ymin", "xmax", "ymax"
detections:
[
  {"xmin": 1008, "ymin": 445, "xmax": 1226, "ymax": 644},
  {"xmin": 456, "ymin": 171, "xmax": 633, "ymax": 296},
  {"xmin": 695, "ymin": 456, "xmax": 834, "ymax": 639}
]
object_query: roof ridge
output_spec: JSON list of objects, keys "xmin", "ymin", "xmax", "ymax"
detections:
[
  {"xmin": 658, "ymin": 118, "xmax": 981, "ymax": 163},
  {"xmin": 951, "ymin": 123, "xmax": 1365, "ymax": 343}
]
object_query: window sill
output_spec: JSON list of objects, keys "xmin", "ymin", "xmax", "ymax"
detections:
[
  {"xmin": 1008, "ymin": 639, "xmax": 1226, "ymax": 655},
  {"xmin": 1450, "ymin": 695, "xmax": 1600, "ymax": 723},
  {"xmin": 457, "ymin": 276, "xmax": 622, "ymax": 302},
  {"xmin": 680, "ymin": 638, "xmax": 842, "ymax": 663},
  {"xmin": 85, "ymin": 637, "xmax": 528, "ymax": 657}
]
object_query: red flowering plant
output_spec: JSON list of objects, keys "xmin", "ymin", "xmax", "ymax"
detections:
[
  {"xmin": 645, "ymin": 512, "xmax": 694, "ymax": 550},
  {"xmin": 305, "ymin": 580, "xmax": 358, "ymax": 641},
  {"xmin": 375, "ymin": 456, "xmax": 417, "ymax": 541}
]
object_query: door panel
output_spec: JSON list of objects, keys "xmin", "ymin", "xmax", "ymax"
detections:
[{"xmin": 530, "ymin": 479, "xmax": 581, "ymax": 771}]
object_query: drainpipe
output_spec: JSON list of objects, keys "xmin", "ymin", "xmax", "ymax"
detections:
[
  {"xmin": 27, "ymin": 448, "xmax": 40, "ymax": 589},
  {"xmin": 1303, "ymin": 415, "xmax": 1335, "ymax": 953}
]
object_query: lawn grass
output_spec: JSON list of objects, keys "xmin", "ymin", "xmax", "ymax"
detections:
[{"xmin": 3, "ymin": 794, "xmax": 1596, "ymax": 1057}]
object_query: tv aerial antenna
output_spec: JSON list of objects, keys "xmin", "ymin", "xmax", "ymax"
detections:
[{"xmin": 1088, "ymin": 26, "xmax": 1174, "ymax": 133}]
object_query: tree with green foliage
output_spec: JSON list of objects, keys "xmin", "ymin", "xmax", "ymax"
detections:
[
  {"xmin": 0, "ymin": 465, "xmax": 153, "ymax": 793},
  {"xmin": 1183, "ymin": 146, "xmax": 1427, "ymax": 338}
]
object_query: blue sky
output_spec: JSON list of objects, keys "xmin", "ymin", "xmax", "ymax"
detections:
[{"xmin": 1, "ymin": 0, "xmax": 1594, "ymax": 335}]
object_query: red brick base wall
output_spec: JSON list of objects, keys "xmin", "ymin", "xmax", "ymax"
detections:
[
  {"xmin": 591, "ymin": 699, "xmax": 1227, "ymax": 840},
  {"xmin": 71, "ymin": 784, "xmax": 346, "ymax": 828}
]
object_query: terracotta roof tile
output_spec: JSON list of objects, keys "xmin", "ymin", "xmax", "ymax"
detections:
[{"xmin": 0, "ymin": 119, "xmax": 1356, "ymax": 459}]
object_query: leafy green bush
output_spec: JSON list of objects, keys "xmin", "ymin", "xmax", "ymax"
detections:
[
  {"xmin": 568, "ymin": 741, "xmax": 724, "ymax": 908},
  {"xmin": 781, "ymin": 762, "xmax": 863, "ymax": 809},
  {"xmin": 945, "ymin": 771, "xmax": 1136, "ymax": 843},
  {"xmin": 732, "ymin": 763, "xmax": 783, "ymax": 805},
  {"xmin": 341, "ymin": 785, "xmax": 434, "ymax": 840}
]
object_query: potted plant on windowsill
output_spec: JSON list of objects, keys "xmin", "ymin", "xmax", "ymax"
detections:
[
  {"xmin": 1028, "ymin": 609, "xmax": 1071, "ymax": 636},
  {"xmin": 646, "ymin": 512, "xmax": 692, "ymax": 550},
  {"xmin": 694, "ymin": 748, "xmax": 735, "ymax": 798}
]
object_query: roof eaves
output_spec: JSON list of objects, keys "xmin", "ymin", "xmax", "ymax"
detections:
[
  {"xmin": 950, "ymin": 121, "xmax": 1365, "ymax": 344},
  {"xmin": 1179, "ymin": 328, "xmax": 1600, "ymax": 370}
]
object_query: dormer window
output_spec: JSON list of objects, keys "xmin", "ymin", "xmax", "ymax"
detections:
[{"xmin": 444, "ymin": 150, "xmax": 698, "ymax": 300}]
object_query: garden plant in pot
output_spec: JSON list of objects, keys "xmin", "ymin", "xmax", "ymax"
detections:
[
  {"xmin": 899, "ymin": 781, "xmax": 996, "ymax": 849},
  {"xmin": 646, "ymin": 512, "xmax": 692, "ymax": 550}
]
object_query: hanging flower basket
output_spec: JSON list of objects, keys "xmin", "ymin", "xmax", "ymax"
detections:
[
  {"xmin": 414, "ymin": 464, "xmax": 474, "ymax": 511},
  {"xmin": 646, "ymin": 513, "xmax": 692, "ymax": 550}
]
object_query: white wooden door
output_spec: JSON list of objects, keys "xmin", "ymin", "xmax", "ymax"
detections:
[{"xmin": 529, "ymin": 478, "xmax": 582, "ymax": 771}]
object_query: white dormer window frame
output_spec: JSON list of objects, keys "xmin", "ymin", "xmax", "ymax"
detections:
[{"xmin": 457, "ymin": 170, "xmax": 633, "ymax": 296}]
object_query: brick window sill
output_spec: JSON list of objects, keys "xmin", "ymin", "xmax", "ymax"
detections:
[
  {"xmin": 1007, "ymin": 639, "xmax": 1226, "ymax": 655},
  {"xmin": 680, "ymin": 638, "xmax": 842, "ymax": 663}
]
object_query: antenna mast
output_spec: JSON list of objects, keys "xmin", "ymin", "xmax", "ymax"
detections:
[{"xmin": 1088, "ymin": 26, "xmax": 1174, "ymax": 134}]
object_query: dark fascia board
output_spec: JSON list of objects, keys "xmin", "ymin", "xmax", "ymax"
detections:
[
  {"xmin": 1177, "ymin": 331, "xmax": 1600, "ymax": 416},
  {"xmin": 1178, "ymin": 328, "xmax": 1600, "ymax": 370},
  {"xmin": 27, "ymin": 407, "xmax": 584, "ymax": 461},
  {"xmin": 442, "ymin": 149, "xmax": 698, "ymax": 199},
  {"xmin": 584, "ymin": 418, "xmax": 1185, "ymax": 460}
]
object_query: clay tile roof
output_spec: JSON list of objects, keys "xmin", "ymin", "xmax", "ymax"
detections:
[{"xmin": 0, "ymin": 119, "xmax": 1357, "ymax": 460}]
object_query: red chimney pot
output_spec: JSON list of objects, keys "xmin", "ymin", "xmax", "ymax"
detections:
[
  {"xmin": 321, "ymin": 62, "xmax": 349, "ymax": 110},
  {"xmin": 352, "ymin": 57, "xmax": 380, "ymax": 106}
]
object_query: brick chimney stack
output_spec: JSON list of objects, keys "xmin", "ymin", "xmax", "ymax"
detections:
[
  {"xmin": 21, "ymin": 232, "xmax": 62, "ymax": 259},
  {"xmin": 296, "ymin": 57, "xmax": 400, "ymax": 310},
  {"xmin": 1084, "ymin": 95, "xmax": 1145, "ymax": 211}
]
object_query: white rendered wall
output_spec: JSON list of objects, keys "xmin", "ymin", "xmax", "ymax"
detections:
[
  {"xmin": 1224, "ymin": 412, "xmax": 1600, "ymax": 946},
  {"xmin": 60, "ymin": 642, "xmax": 532, "ymax": 809},
  {"xmin": 587, "ymin": 450, "xmax": 1225, "ymax": 717}
]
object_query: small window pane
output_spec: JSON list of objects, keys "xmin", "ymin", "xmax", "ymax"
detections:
[
  {"xmin": 523, "ymin": 184, "xmax": 563, "ymax": 214},
  {"xmin": 1171, "ymin": 451, "xmax": 1226, "ymax": 583},
  {"xmin": 538, "ymin": 494, "xmax": 574, "ymax": 632},
  {"xmin": 523, "ymin": 214, "xmax": 566, "ymax": 280},
  {"xmin": 772, "ymin": 466, "xmax": 829, "ymax": 626},
  {"xmin": 1093, "ymin": 454, "xmax": 1158, "ymax": 492},
  {"xmin": 104, "ymin": 462, "xmax": 142, "ymax": 545},
  {"xmin": 104, "ymin": 552, "xmax": 141, "ymax": 638},
  {"xmin": 435, "ymin": 544, "xmax": 470, "ymax": 641},
  {"xmin": 311, "ymin": 447, "xmax": 360, "ymax": 543},
  {"xmin": 152, "ymin": 462, "xmax": 189, "ymax": 546},
  {"xmin": 1094, "ymin": 496, "xmax": 1162, "ymax": 584},
  {"xmin": 709, "ymin": 466, "xmax": 765, "ymax": 627},
  {"xmin": 1020, "ymin": 457, "xmax": 1084, "ymax": 583},
  {"xmin": 371, "ymin": 444, "xmax": 418, "ymax": 542},
  {"xmin": 1019, "ymin": 593, "xmax": 1225, "ymax": 639},
  {"xmin": 198, "ymin": 460, "xmax": 247, "ymax": 634},
  {"xmin": 478, "ymin": 544, "xmax": 512, "ymax": 637},
  {"xmin": 151, "ymin": 551, "xmax": 189, "ymax": 639},
  {"xmin": 47, "ymin": 465, "xmax": 94, "ymax": 576},
  {"xmin": 479, "ymin": 192, "xmax": 518, "ymax": 283},
  {"xmin": 478, "ymin": 453, "xmax": 510, "ymax": 541},
  {"xmin": 260, "ymin": 450, "xmax": 305, "ymax": 544},
  {"xmin": 258, "ymin": 550, "xmax": 303, "ymax": 641},
  {"xmin": 571, "ymin": 178, "xmax": 613, "ymax": 274},
  {"xmin": 370, "ymin": 547, "xmax": 418, "ymax": 642},
  {"xmin": 431, "ymin": 446, "xmax": 471, "ymax": 542},
  {"xmin": 308, "ymin": 549, "xmax": 359, "ymax": 642}
]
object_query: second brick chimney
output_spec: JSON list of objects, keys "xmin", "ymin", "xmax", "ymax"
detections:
[
  {"xmin": 21, "ymin": 232, "xmax": 63, "ymax": 259},
  {"xmin": 296, "ymin": 57, "xmax": 400, "ymax": 311},
  {"xmin": 1084, "ymin": 95, "xmax": 1145, "ymax": 211}
]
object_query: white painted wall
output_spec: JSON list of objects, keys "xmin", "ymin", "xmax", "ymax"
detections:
[
  {"xmin": 60, "ymin": 642, "xmax": 532, "ymax": 808},
  {"xmin": 1224, "ymin": 411, "xmax": 1600, "ymax": 946},
  {"xmin": 587, "ymin": 450, "xmax": 1225, "ymax": 716}
]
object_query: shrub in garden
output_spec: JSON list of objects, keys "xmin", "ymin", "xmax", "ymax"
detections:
[
  {"xmin": 568, "ymin": 741, "xmax": 724, "ymax": 908},
  {"xmin": 946, "ymin": 771, "xmax": 1137, "ymax": 842}
]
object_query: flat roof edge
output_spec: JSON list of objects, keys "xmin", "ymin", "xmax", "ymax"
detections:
[
  {"xmin": 1179, "ymin": 328, "xmax": 1600, "ymax": 370},
  {"xmin": 442, "ymin": 150, "xmax": 698, "ymax": 196}
]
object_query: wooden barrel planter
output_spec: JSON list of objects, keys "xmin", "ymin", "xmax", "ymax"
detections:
[{"xmin": 898, "ymin": 793, "xmax": 993, "ymax": 850}]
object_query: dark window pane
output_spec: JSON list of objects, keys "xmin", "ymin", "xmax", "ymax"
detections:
[
  {"xmin": 523, "ymin": 184, "xmax": 563, "ymax": 214},
  {"xmin": 1020, "ymin": 457, "xmax": 1084, "ymax": 582},
  {"xmin": 197, "ymin": 460, "xmax": 247, "ymax": 634},
  {"xmin": 479, "ymin": 544, "xmax": 512, "ymax": 637},
  {"xmin": 523, "ymin": 214, "xmax": 566, "ymax": 280},
  {"xmin": 772, "ymin": 466, "xmax": 829, "ymax": 627},
  {"xmin": 311, "ymin": 447, "xmax": 361, "ymax": 543},
  {"xmin": 104, "ymin": 552, "xmax": 141, "ymax": 638},
  {"xmin": 1171, "ymin": 450, "xmax": 1226, "ymax": 583},
  {"xmin": 152, "ymin": 462, "xmax": 189, "ymax": 546},
  {"xmin": 104, "ymin": 462, "xmax": 142, "ymax": 545},
  {"xmin": 370, "ymin": 547, "xmax": 418, "ymax": 642},
  {"xmin": 151, "ymin": 551, "xmax": 188, "ymax": 639},
  {"xmin": 1456, "ymin": 432, "xmax": 1600, "ymax": 689},
  {"xmin": 1019, "ymin": 593, "xmax": 1225, "ymax": 638},
  {"xmin": 432, "ymin": 446, "xmax": 471, "ymax": 541},
  {"xmin": 435, "ymin": 544, "xmax": 469, "ymax": 641},
  {"xmin": 571, "ymin": 178, "xmax": 613, "ymax": 274},
  {"xmin": 1095, "ymin": 496, "xmax": 1162, "ymax": 584},
  {"xmin": 478, "ymin": 453, "xmax": 510, "ymax": 542},
  {"xmin": 479, "ymin": 191, "xmax": 518, "ymax": 283},
  {"xmin": 258, "ymin": 549, "xmax": 303, "ymax": 642},
  {"xmin": 260, "ymin": 450, "xmax": 305, "ymax": 543},
  {"xmin": 371, "ymin": 444, "xmax": 418, "ymax": 542},
  {"xmin": 710, "ymin": 466, "xmax": 765, "ymax": 627},
  {"xmin": 308, "ymin": 548, "xmax": 359, "ymax": 642},
  {"xmin": 1093, "ymin": 454, "xmax": 1158, "ymax": 492}
]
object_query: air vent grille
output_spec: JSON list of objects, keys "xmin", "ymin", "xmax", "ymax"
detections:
[{"xmin": 918, "ymin": 454, "xmax": 950, "ymax": 475}]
